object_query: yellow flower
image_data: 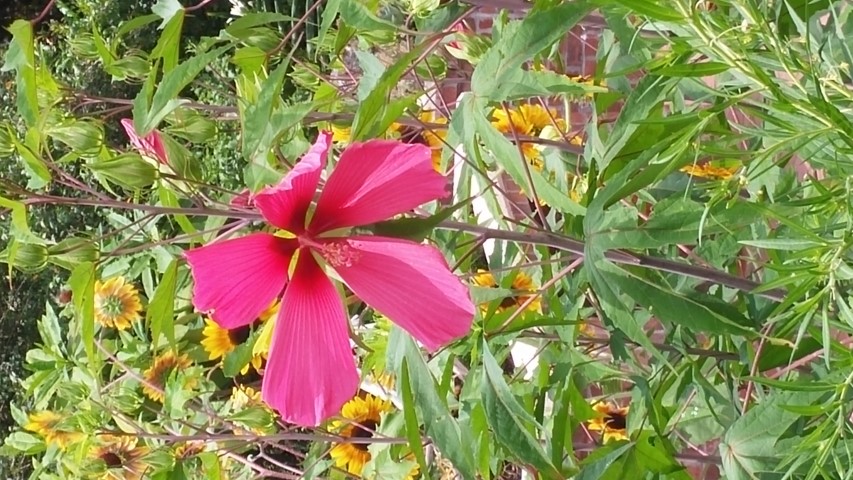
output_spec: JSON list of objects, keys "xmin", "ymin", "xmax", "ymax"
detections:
[
  {"xmin": 491, "ymin": 104, "xmax": 565, "ymax": 171},
  {"xmin": 230, "ymin": 385, "xmax": 263, "ymax": 410},
  {"xmin": 680, "ymin": 163, "xmax": 739, "ymax": 180},
  {"xmin": 329, "ymin": 395, "xmax": 393, "ymax": 475},
  {"xmin": 174, "ymin": 441, "xmax": 205, "ymax": 459},
  {"xmin": 471, "ymin": 270, "xmax": 542, "ymax": 313},
  {"xmin": 331, "ymin": 124, "xmax": 352, "ymax": 143},
  {"xmin": 418, "ymin": 111, "xmax": 447, "ymax": 172},
  {"xmin": 142, "ymin": 351, "xmax": 193, "ymax": 403},
  {"xmin": 201, "ymin": 318, "xmax": 248, "ymax": 360},
  {"xmin": 24, "ymin": 411, "xmax": 83, "ymax": 450},
  {"xmin": 331, "ymin": 122, "xmax": 403, "ymax": 144},
  {"xmin": 201, "ymin": 301, "xmax": 278, "ymax": 375},
  {"xmin": 94, "ymin": 277, "xmax": 142, "ymax": 330},
  {"xmin": 491, "ymin": 104, "xmax": 565, "ymax": 136},
  {"xmin": 90, "ymin": 435, "xmax": 150, "ymax": 480},
  {"xmin": 587, "ymin": 402, "xmax": 629, "ymax": 443}
]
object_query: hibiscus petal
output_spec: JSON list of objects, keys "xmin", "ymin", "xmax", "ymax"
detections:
[
  {"xmin": 262, "ymin": 252, "xmax": 358, "ymax": 426},
  {"xmin": 120, "ymin": 118, "xmax": 168, "ymax": 164},
  {"xmin": 321, "ymin": 236, "xmax": 474, "ymax": 351},
  {"xmin": 185, "ymin": 233, "xmax": 295, "ymax": 329},
  {"xmin": 253, "ymin": 131, "xmax": 331, "ymax": 233},
  {"xmin": 310, "ymin": 140, "xmax": 448, "ymax": 232}
]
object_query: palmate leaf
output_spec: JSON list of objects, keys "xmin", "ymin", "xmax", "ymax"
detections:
[
  {"xmin": 720, "ymin": 391, "xmax": 826, "ymax": 480},
  {"xmin": 471, "ymin": 1, "xmax": 594, "ymax": 102}
]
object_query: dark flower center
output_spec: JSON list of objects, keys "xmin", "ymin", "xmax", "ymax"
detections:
[
  {"xmin": 351, "ymin": 420, "xmax": 377, "ymax": 451},
  {"xmin": 605, "ymin": 413, "xmax": 626, "ymax": 430},
  {"xmin": 228, "ymin": 325, "xmax": 251, "ymax": 345},
  {"xmin": 499, "ymin": 296, "xmax": 520, "ymax": 309},
  {"xmin": 101, "ymin": 451, "xmax": 123, "ymax": 468}
]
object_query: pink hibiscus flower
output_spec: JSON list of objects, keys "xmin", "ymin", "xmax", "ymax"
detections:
[
  {"xmin": 121, "ymin": 118, "xmax": 168, "ymax": 165},
  {"xmin": 185, "ymin": 131, "xmax": 475, "ymax": 426}
]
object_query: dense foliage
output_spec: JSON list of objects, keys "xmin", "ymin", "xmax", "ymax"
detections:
[{"xmin": 2, "ymin": 0, "xmax": 853, "ymax": 479}]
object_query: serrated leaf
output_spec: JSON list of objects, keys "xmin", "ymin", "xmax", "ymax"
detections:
[
  {"xmin": 401, "ymin": 337, "xmax": 476, "ymax": 479},
  {"xmin": 400, "ymin": 359, "xmax": 427, "ymax": 474},
  {"xmin": 471, "ymin": 1, "xmax": 594, "ymax": 101},
  {"xmin": 151, "ymin": 9, "xmax": 185, "ymax": 72},
  {"xmin": 720, "ymin": 391, "xmax": 825, "ymax": 480},
  {"xmin": 607, "ymin": 266, "xmax": 756, "ymax": 335},
  {"xmin": 2, "ymin": 20, "xmax": 38, "ymax": 127},
  {"xmin": 225, "ymin": 12, "xmax": 296, "ymax": 37},
  {"xmin": 69, "ymin": 262, "xmax": 96, "ymax": 365},
  {"xmin": 133, "ymin": 45, "xmax": 231, "ymax": 135},
  {"xmin": 242, "ymin": 61, "xmax": 292, "ymax": 162},
  {"xmin": 147, "ymin": 259, "xmax": 178, "ymax": 350},
  {"xmin": 339, "ymin": 0, "xmax": 398, "ymax": 32},
  {"xmin": 350, "ymin": 44, "xmax": 428, "ymax": 141},
  {"xmin": 481, "ymin": 343, "xmax": 562, "ymax": 479}
]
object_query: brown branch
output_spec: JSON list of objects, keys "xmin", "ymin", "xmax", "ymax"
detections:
[{"xmin": 30, "ymin": 0, "xmax": 56, "ymax": 25}]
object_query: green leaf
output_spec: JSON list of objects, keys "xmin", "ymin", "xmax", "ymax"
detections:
[
  {"xmin": 606, "ymin": 266, "xmax": 756, "ymax": 335},
  {"xmin": 2, "ymin": 20, "xmax": 38, "ymax": 127},
  {"xmin": 225, "ymin": 12, "xmax": 295, "ymax": 38},
  {"xmin": 223, "ymin": 342, "xmax": 253, "ymax": 377},
  {"xmin": 481, "ymin": 343, "xmax": 562, "ymax": 479},
  {"xmin": 151, "ymin": 9, "xmax": 185, "ymax": 73},
  {"xmin": 401, "ymin": 337, "xmax": 476, "ymax": 479},
  {"xmin": 471, "ymin": 1, "xmax": 594, "ymax": 101},
  {"xmin": 87, "ymin": 153, "xmax": 158, "ymax": 189},
  {"xmin": 652, "ymin": 61, "xmax": 730, "ymax": 77},
  {"xmin": 69, "ymin": 262, "xmax": 96, "ymax": 365},
  {"xmin": 486, "ymin": 69, "xmax": 609, "ymax": 100},
  {"xmin": 576, "ymin": 443, "xmax": 633, "ymax": 480},
  {"xmin": 11, "ymin": 131, "xmax": 51, "ymax": 189},
  {"xmin": 198, "ymin": 452, "xmax": 222, "ymax": 480},
  {"xmin": 350, "ymin": 44, "xmax": 428, "ymax": 141},
  {"xmin": 158, "ymin": 185, "xmax": 196, "ymax": 235},
  {"xmin": 720, "ymin": 391, "xmax": 825, "ymax": 479},
  {"xmin": 367, "ymin": 198, "xmax": 473, "ymax": 241},
  {"xmin": 602, "ymin": 0, "xmax": 685, "ymax": 21},
  {"xmin": 339, "ymin": 0, "xmax": 399, "ymax": 32},
  {"xmin": 3, "ymin": 432, "xmax": 45, "ymax": 455},
  {"xmin": 738, "ymin": 238, "xmax": 827, "ymax": 250},
  {"xmin": 315, "ymin": 0, "xmax": 343, "ymax": 60},
  {"xmin": 594, "ymin": 199, "xmax": 761, "ymax": 250},
  {"xmin": 0, "ymin": 196, "xmax": 43, "ymax": 244},
  {"xmin": 466, "ymin": 95, "xmax": 584, "ymax": 216},
  {"xmin": 595, "ymin": 75, "xmax": 675, "ymax": 171},
  {"xmin": 242, "ymin": 60, "xmax": 290, "ymax": 162},
  {"xmin": 400, "ymin": 359, "xmax": 428, "ymax": 475},
  {"xmin": 152, "ymin": 0, "xmax": 184, "ymax": 28},
  {"xmin": 133, "ymin": 45, "xmax": 231, "ymax": 135},
  {"xmin": 147, "ymin": 259, "xmax": 178, "ymax": 350}
]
